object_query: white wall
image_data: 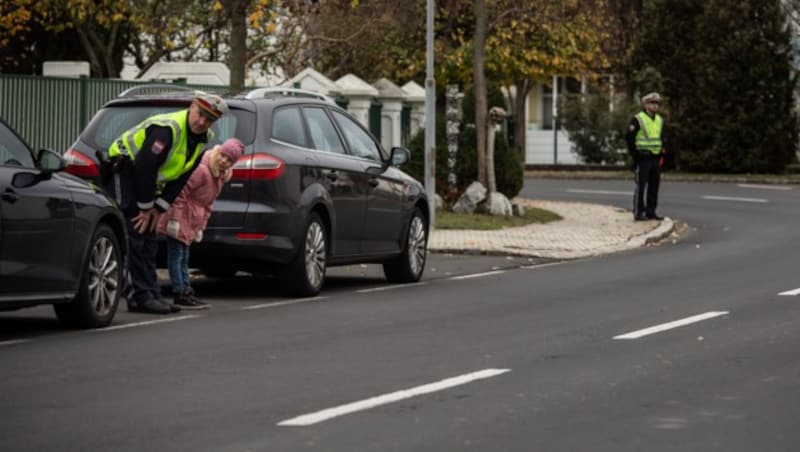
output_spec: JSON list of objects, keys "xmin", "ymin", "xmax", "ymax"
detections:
[{"xmin": 525, "ymin": 129, "xmax": 579, "ymax": 164}]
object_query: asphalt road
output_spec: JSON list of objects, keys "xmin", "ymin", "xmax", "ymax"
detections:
[{"xmin": 2, "ymin": 177, "xmax": 800, "ymax": 452}]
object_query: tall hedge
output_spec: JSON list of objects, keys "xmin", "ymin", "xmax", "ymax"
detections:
[{"xmin": 631, "ymin": 0, "xmax": 798, "ymax": 173}]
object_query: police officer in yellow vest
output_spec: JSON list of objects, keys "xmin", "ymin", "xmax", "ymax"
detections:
[
  {"xmin": 106, "ymin": 91, "xmax": 228, "ymax": 314},
  {"xmin": 626, "ymin": 92, "xmax": 666, "ymax": 221}
]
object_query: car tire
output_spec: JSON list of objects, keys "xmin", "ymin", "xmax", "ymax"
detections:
[
  {"xmin": 54, "ymin": 224, "xmax": 122, "ymax": 328},
  {"xmin": 281, "ymin": 212, "xmax": 326, "ymax": 297},
  {"xmin": 383, "ymin": 208, "xmax": 427, "ymax": 283}
]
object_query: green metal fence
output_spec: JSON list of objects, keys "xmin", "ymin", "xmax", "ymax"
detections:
[
  {"xmin": 0, "ymin": 74, "xmax": 409, "ymax": 153},
  {"xmin": 0, "ymin": 74, "xmax": 228, "ymax": 152}
]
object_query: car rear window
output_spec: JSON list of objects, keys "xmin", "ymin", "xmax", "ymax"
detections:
[{"xmin": 81, "ymin": 105, "xmax": 256, "ymax": 151}]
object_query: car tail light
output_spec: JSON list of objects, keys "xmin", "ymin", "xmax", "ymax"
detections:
[
  {"xmin": 231, "ymin": 153, "xmax": 284, "ymax": 180},
  {"xmin": 236, "ymin": 232, "xmax": 268, "ymax": 240},
  {"xmin": 64, "ymin": 149, "xmax": 99, "ymax": 177}
]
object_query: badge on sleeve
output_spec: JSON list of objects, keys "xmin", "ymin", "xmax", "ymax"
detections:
[{"xmin": 151, "ymin": 139, "xmax": 165, "ymax": 155}]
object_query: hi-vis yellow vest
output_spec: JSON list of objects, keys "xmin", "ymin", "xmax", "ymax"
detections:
[
  {"xmin": 634, "ymin": 112, "xmax": 663, "ymax": 155},
  {"xmin": 109, "ymin": 110, "xmax": 211, "ymax": 190}
]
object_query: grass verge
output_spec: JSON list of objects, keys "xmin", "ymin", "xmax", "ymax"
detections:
[{"xmin": 435, "ymin": 207, "xmax": 562, "ymax": 230}]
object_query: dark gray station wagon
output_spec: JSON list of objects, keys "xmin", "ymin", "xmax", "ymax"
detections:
[{"xmin": 66, "ymin": 87, "xmax": 429, "ymax": 296}]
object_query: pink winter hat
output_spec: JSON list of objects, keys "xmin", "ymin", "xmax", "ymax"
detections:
[{"xmin": 219, "ymin": 138, "xmax": 244, "ymax": 162}]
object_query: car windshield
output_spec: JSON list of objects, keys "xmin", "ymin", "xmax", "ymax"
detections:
[{"xmin": 81, "ymin": 105, "xmax": 256, "ymax": 151}]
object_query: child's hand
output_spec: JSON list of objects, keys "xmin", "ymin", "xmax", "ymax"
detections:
[
  {"xmin": 194, "ymin": 230, "xmax": 203, "ymax": 242},
  {"xmin": 167, "ymin": 220, "xmax": 180, "ymax": 239}
]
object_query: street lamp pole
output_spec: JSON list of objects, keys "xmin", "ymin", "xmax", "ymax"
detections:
[{"xmin": 425, "ymin": 0, "xmax": 436, "ymax": 227}]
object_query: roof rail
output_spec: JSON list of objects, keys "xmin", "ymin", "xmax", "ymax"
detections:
[
  {"xmin": 118, "ymin": 84, "xmax": 195, "ymax": 98},
  {"xmin": 244, "ymin": 87, "xmax": 336, "ymax": 105}
]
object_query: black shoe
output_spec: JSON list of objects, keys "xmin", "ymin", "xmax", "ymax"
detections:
[
  {"xmin": 174, "ymin": 293, "xmax": 209, "ymax": 310},
  {"xmin": 647, "ymin": 213, "xmax": 664, "ymax": 220},
  {"xmin": 129, "ymin": 298, "xmax": 172, "ymax": 314},
  {"xmin": 160, "ymin": 298, "xmax": 182, "ymax": 313},
  {"xmin": 634, "ymin": 214, "xmax": 648, "ymax": 221}
]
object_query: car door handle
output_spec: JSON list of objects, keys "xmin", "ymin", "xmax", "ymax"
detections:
[
  {"xmin": 325, "ymin": 171, "xmax": 338, "ymax": 181},
  {"xmin": 1, "ymin": 188, "xmax": 19, "ymax": 203},
  {"xmin": 367, "ymin": 177, "xmax": 380, "ymax": 188}
]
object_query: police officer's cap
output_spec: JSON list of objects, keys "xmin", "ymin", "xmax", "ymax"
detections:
[
  {"xmin": 641, "ymin": 92, "xmax": 662, "ymax": 105},
  {"xmin": 193, "ymin": 91, "xmax": 229, "ymax": 121}
]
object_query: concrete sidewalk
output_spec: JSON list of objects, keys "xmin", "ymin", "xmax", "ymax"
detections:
[{"xmin": 428, "ymin": 198, "xmax": 676, "ymax": 259}]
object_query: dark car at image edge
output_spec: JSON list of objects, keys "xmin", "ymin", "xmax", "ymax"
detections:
[
  {"xmin": 0, "ymin": 117, "xmax": 127, "ymax": 328},
  {"xmin": 65, "ymin": 86, "xmax": 429, "ymax": 296}
]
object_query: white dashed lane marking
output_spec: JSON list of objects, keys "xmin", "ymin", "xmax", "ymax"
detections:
[
  {"xmin": 737, "ymin": 184, "xmax": 792, "ymax": 191},
  {"xmin": 242, "ymin": 296, "xmax": 327, "ymax": 310},
  {"xmin": 0, "ymin": 339, "xmax": 31, "ymax": 347},
  {"xmin": 278, "ymin": 368, "xmax": 511, "ymax": 426},
  {"xmin": 613, "ymin": 311, "xmax": 729, "ymax": 340},
  {"xmin": 566, "ymin": 189, "xmax": 630, "ymax": 196},
  {"xmin": 357, "ymin": 282, "xmax": 427, "ymax": 293},
  {"xmin": 701, "ymin": 195, "xmax": 768, "ymax": 203},
  {"xmin": 450, "ymin": 270, "xmax": 506, "ymax": 280},
  {"xmin": 89, "ymin": 315, "xmax": 202, "ymax": 332}
]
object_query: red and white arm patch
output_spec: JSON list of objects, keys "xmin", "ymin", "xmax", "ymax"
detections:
[{"xmin": 151, "ymin": 139, "xmax": 166, "ymax": 155}]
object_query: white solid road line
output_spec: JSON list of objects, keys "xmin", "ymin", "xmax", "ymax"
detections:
[
  {"xmin": 778, "ymin": 288, "xmax": 800, "ymax": 296},
  {"xmin": 737, "ymin": 184, "xmax": 792, "ymax": 191},
  {"xmin": 701, "ymin": 195, "xmax": 768, "ymax": 203},
  {"xmin": 242, "ymin": 296, "xmax": 327, "ymax": 310},
  {"xmin": 278, "ymin": 368, "xmax": 511, "ymax": 427},
  {"xmin": 90, "ymin": 315, "xmax": 202, "ymax": 332},
  {"xmin": 613, "ymin": 311, "xmax": 729, "ymax": 340},
  {"xmin": 567, "ymin": 189, "xmax": 630, "ymax": 196},
  {"xmin": 0, "ymin": 339, "xmax": 31, "ymax": 347},
  {"xmin": 357, "ymin": 282, "xmax": 427, "ymax": 293},
  {"xmin": 451, "ymin": 270, "xmax": 506, "ymax": 280}
]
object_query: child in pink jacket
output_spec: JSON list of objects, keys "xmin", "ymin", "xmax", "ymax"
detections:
[{"xmin": 156, "ymin": 138, "xmax": 244, "ymax": 309}]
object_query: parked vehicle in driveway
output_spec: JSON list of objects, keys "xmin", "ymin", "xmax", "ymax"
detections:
[
  {"xmin": 0, "ymin": 118, "xmax": 127, "ymax": 328},
  {"xmin": 65, "ymin": 86, "xmax": 429, "ymax": 296}
]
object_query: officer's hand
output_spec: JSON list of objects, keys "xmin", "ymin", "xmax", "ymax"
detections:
[{"xmin": 133, "ymin": 209, "xmax": 160, "ymax": 234}]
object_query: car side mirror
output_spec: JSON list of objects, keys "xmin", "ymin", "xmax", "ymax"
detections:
[
  {"xmin": 37, "ymin": 149, "xmax": 65, "ymax": 173},
  {"xmin": 12, "ymin": 150, "xmax": 64, "ymax": 188},
  {"xmin": 12, "ymin": 172, "xmax": 38, "ymax": 188},
  {"xmin": 389, "ymin": 147, "xmax": 410, "ymax": 166}
]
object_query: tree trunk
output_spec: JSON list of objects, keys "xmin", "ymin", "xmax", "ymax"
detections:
[
  {"xmin": 514, "ymin": 78, "xmax": 532, "ymax": 163},
  {"xmin": 486, "ymin": 118, "xmax": 496, "ymax": 193},
  {"xmin": 473, "ymin": 0, "xmax": 488, "ymax": 187},
  {"xmin": 224, "ymin": 0, "xmax": 248, "ymax": 91}
]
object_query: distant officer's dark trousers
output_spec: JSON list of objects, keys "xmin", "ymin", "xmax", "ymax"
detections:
[
  {"xmin": 106, "ymin": 170, "xmax": 161, "ymax": 306},
  {"xmin": 633, "ymin": 152, "xmax": 661, "ymax": 218}
]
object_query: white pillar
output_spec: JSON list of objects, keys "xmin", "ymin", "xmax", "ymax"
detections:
[
  {"xmin": 346, "ymin": 97, "xmax": 372, "ymax": 128},
  {"xmin": 380, "ymin": 100, "xmax": 403, "ymax": 149}
]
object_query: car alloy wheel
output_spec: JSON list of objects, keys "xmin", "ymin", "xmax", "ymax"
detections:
[
  {"xmin": 282, "ymin": 212, "xmax": 327, "ymax": 297},
  {"xmin": 304, "ymin": 220, "xmax": 326, "ymax": 290},
  {"xmin": 406, "ymin": 215, "xmax": 427, "ymax": 277},
  {"xmin": 87, "ymin": 235, "xmax": 120, "ymax": 317}
]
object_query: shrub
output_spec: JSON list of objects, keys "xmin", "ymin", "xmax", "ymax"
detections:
[{"xmin": 559, "ymin": 88, "xmax": 635, "ymax": 165}]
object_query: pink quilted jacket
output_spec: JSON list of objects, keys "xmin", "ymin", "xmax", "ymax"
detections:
[{"xmin": 156, "ymin": 152, "xmax": 230, "ymax": 245}]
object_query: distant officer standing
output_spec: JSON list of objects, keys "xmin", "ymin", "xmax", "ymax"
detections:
[
  {"xmin": 626, "ymin": 92, "xmax": 666, "ymax": 221},
  {"xmin": 106, "ymin": 92, "xmax": 228, "ymax": 314}
]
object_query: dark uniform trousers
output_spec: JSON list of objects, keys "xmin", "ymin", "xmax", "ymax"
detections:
[
  {"xmin": 105, "ymin": 164, "xmax": 161, "ymax": 306},
  {"xmin": 633, "ymin": 151, "xmax": 661, "ymax": 218}
]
